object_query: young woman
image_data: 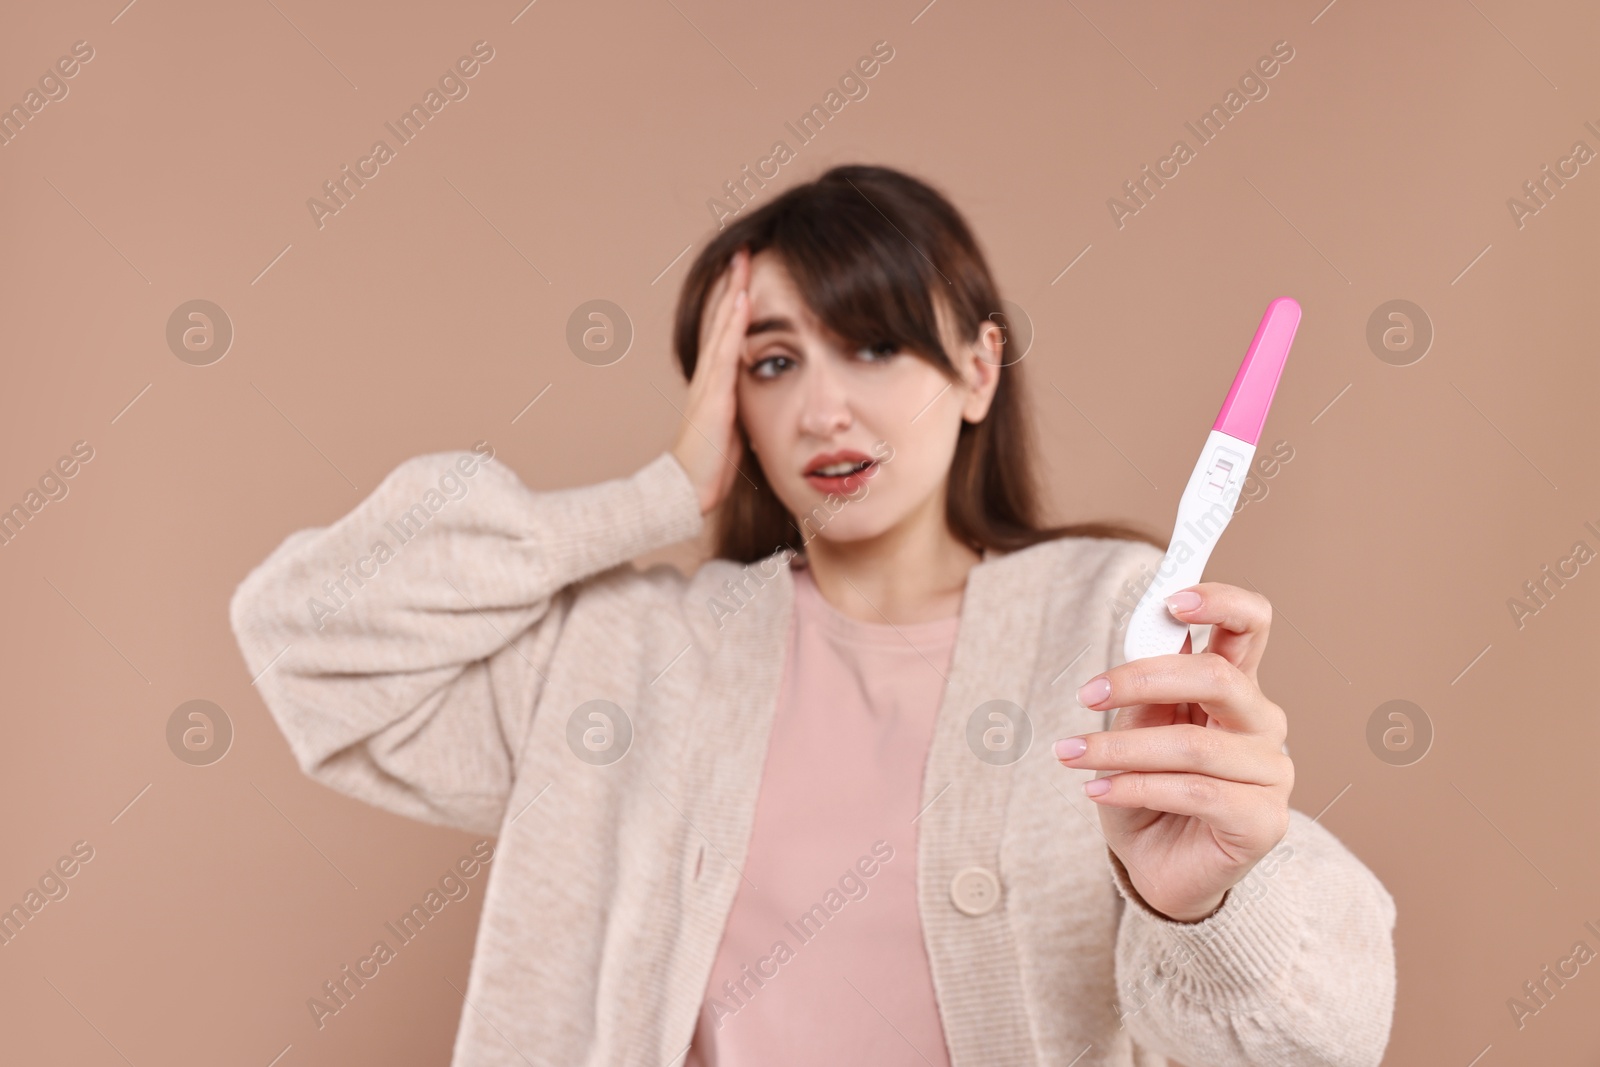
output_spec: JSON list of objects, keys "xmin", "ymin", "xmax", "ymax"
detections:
[{"xmin": 230, "ymin": 165, "xmax": 1396, "ymax": 1066}]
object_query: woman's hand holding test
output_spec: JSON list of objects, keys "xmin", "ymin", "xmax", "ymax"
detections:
[{"xmin": 1055, "ymin": 582, "xmax": 1294, "ymax": 923}]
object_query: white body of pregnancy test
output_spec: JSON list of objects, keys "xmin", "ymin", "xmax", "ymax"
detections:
[{"xmin": 1123, "ymin": 297, "xmax": 1302, "ymax": 664}]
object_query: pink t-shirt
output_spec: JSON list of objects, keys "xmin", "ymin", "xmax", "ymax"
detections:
[{"xmin": 684, "ymin": 560, "xmax": 960, "ymax": 1067}]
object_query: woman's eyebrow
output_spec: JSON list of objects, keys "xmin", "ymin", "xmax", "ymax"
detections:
[{"xmin": 745, "ymin": 316, "xmax": 795, "ymax": 337}]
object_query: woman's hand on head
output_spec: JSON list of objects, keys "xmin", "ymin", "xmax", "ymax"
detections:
[
  {"xmin": 671, "ymin": 247, "xmax": 753, "ymax": 517},
  {"xmin": 1053, "ymin": 582, "xmax": 1294, "ymax": 923}
]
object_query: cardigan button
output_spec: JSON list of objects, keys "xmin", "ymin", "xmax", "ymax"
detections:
[{"xmin": 949, "ymin": 866, "xmax": 1001, "ymax": 916}]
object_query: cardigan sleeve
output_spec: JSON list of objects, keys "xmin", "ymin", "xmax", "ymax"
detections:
[
  {"xmin": 1097, "ymin": 541, "xmax": 1397, "ymax": 1065},
  {"xmin": 1106, "ymin": 813, "xmax": 1397, "ymax": 1066},
  {"xmin": 227, "ymin": 447, "xmax": 704, "ymax": 836}
]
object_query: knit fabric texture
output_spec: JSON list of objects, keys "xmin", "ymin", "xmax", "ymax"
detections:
[{"xmin": 228, "ymin": 448, "xmax": 1397, "ymax": 1066}]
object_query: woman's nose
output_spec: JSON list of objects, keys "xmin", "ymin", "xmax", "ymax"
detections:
[{"xmin": 798, "ymin": 356, "xmax": 853, "ymax": 437}]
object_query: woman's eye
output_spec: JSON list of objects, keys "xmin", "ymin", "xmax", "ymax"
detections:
[
  {"xmin": 858, "ymin": 341, "xmax": 898, "ymax": 361},
  {"xmin": 749, "ymin": 354, "xmax": 794, "ymax": 378}
]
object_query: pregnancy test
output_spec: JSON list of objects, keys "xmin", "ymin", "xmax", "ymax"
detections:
[{"xmin": 1122, "ymin": 297, "xmax": 1302, "ymax": 664}]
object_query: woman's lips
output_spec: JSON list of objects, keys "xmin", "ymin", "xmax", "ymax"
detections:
[{"xmin": 804, "ymin": 459, "xmax": 878, "ymax": 495}]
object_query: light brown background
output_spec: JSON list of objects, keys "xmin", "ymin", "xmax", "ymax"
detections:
[{"xmin": 2, "ymin": 0, "xmax": 1596, "ymax": 1064}]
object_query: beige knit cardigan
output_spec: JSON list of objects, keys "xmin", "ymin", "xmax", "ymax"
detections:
[{"xmin": 228, "ymin": 448, "xmax": 1397, "ymax": 1067}]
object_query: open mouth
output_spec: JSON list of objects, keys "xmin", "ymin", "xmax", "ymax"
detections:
[
  {"xmin": 803, "ymin": 456, "xmax": 878, "ymax": 493},
  {"xmin": 809, "ymin": 459, "xmax": 873, "ymax": 477}
]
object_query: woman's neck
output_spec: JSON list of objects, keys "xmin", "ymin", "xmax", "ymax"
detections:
[{"xmin": 798, "ymin": 493, "xmax": 982, "ymax": 626}]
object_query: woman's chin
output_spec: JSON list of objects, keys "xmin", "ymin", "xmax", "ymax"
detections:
[{"xmin": 791, "ymin": 511, "xmax": 897, "ymax": 549}]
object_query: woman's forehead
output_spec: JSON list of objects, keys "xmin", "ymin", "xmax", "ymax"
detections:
[
  {"xmin": 745, "ymin": 256, "xmax": 826, "ymax": 334},
  {"xmin": 746, "ymin": 252, "xmax": 802, "ymax": 303},
  {"xmin": 740, "ymin": 245, "xmax": 962, "ymax": 351}
]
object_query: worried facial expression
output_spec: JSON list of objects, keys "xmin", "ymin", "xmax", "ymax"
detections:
[{"xmin": 731, "ymin": 251, "xmax": 1002, "ymax": 545}]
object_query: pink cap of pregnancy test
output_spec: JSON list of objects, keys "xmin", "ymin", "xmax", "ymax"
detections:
[{"xmin": 1212, "ymin": 297, "xmax": 1301, "ymax": 446}]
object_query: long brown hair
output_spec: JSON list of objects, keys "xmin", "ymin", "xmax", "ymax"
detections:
[{"xmin": 672, "ymin": 163, "xmax": 1162, "ymax": 563}]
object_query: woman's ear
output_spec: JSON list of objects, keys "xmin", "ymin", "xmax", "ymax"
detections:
[{"xmin": 959, "ymin": 320, "xmax": 1004, "ymax": 423}]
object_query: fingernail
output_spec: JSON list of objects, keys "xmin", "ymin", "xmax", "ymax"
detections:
[
  {"xmin": 1083, "ymin": 777, "xmax": 1111, "ymax": 797},
  {"xmin": 1054, "ymin": 736, "xmax": 1087, "ymax": 760},
  {"xmin": 735, "ymin": 290, "xmax": 747, "ymax": 306},
  {"xmin": 1076, "ymin": 677, "xmax": 1111, "ymax": 707},
  {"xmin": 1165, "ymin": 590, "xmax": 1202, "ymax": 614}
]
